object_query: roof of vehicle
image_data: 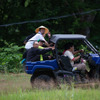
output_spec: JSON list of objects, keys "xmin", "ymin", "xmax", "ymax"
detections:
[{"xmin": 50, "ymin": 34, "xmax": 86, "ymax": 43}]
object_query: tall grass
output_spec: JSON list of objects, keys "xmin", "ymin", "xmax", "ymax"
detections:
[
  {"xmin": 0, "ymin": 73, "xmax": 100, "ymax": 100},
  {"xmin": 0, "ymin": 88, "xmax": 100, "ymax": 100}
]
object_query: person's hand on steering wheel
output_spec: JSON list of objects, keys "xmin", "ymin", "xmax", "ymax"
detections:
[
  {"xmin": 79, "ymin": 49, "xmax": 84, "ymax": 53},
  {"xmin": 80, "ymin": 49, "xmax": 85, "ymax": 58}
]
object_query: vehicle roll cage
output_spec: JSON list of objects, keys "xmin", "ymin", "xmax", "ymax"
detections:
[{"xmin": 54, "ymin": 38, "xmax": 99, "ymax": 63}]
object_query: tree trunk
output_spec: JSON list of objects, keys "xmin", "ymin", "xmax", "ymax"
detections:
[{"xmin": 79, "ymin": 13, "xmax": 96, "ymax": 38}]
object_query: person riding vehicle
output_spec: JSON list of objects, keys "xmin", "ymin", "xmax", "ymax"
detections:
[
  {"xmin": 26, "ymin": 41, "xmax": 55, "ymax": 62},
  {"xmin": 25, "ymin": 26, "xmax": 50, "ymax": 50},
  {"xmin": 63, "ymin": 42, "xmax": 87, "ymax": 71},
  {"xmin": 38, "ymin": 39, "xmax": 53, "ymax": 61}
]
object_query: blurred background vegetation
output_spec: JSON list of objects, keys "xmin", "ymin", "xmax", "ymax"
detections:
[{"xmin": 0, "ymin": 0, "xmax": 100, "ymax": 72}]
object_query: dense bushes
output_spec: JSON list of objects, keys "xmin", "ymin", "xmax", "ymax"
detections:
[
  {"xmin": 0, "ymin": 40, "xmax": 24, "ymax": 73},
  {"xmin": 0, "ymin": 0, "xmax": 100, "ymax": 73}
]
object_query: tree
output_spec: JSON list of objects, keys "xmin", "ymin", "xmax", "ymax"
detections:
[{"xmin": 0, "ymin": 0, "xmax": 100, "ymax": 46}]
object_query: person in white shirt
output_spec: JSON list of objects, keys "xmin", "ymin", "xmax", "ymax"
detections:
[
  {"xmin": 63, "ymin": 42, "xmax": 86, "ymax": 71},
  {"xmin": 25, "ymin": 26, "xmax": 50, "ymax": 50}
]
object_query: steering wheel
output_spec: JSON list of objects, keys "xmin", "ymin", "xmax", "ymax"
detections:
[
  {"xmin": 80, "ymin": 52, "xmax": 90, "ymax": 60},
  {"xmin": 80, "ymin": 52, "xmax": 84, "ymax": 58}
]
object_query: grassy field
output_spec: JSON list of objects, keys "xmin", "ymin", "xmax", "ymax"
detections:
[
  {"xmin": 0, "ymin": 73, "xmax": 100, "ymax": 100},
  {"xmin": 0, "ymin": 73, "xmax": 31, "ymax": 94}
]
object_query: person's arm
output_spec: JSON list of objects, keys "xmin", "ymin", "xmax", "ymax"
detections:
[
  {"xmin": 45, "ymin": 45, "xmax": 55, "ymax": 49},
  {"xmin": 45, "ymin": 40, "xmax": 50, "ymax": 47},
  {"xmin": 38, "ymin": 34, "xmax": 50, "ymax": 47},
  {"xmin": 72, "ymin": 56, "xmax": 80, "ymax": 61},
  {"xmin": 73, "ymin": 50, "xmax": 84, "ymax": 55},
  {"xmin": 47, "ymin": 32, "xmax": 51, "ymax": 44},
  {"xmin": 64, "ymin": 51, "xmax": 80, "ymax": 62},
  {"xmin": 36, "ymin": 48, "xmax": 52, "ymax": 55}
]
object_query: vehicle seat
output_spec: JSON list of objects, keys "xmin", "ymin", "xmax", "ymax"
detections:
[
  {"xmin": 59, "ymin": 55, "xmax": 82, "ymax": 74},
  {"xmin": 59, "ymin": 55, "xmax": 73, "ymax": 71}
]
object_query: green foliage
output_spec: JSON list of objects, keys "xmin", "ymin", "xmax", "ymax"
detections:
[
  {"xmin": 80, "ymin": 45, "xmax": 93, "ymax": 53},
  {"xmin": 0, "ymin": 0, "xmax": 100, "ymax": 73},
  {"xmin": 0, "ymin": 40, "xmax": 24, "ymax": 73},
  {"xmin": 0, "ymin": 0, "xmax": 100, "ymax": 47},
  {"xmin": 24, "ymin": 0, "xmax": 31, "ymax": 7}
]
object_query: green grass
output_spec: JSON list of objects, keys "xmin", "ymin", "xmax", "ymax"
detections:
[
  {"xmin": 0, "ymin": 73, "xmax": 100, "ymax": 100},
  {"xmin": 0, "ymin": 88, "xmax": 100, "ymax": 100}
]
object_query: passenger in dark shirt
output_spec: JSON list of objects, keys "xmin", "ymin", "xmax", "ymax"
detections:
[{"xmin": 26, "ymin": 41, "xmax": 54, "ymax": 62}]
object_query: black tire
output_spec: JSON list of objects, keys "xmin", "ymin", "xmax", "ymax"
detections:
[
  {"xmin": 30, "ymin": 75, "xmax": 56, "ymax": 89},
  {"xmin": 64, "ymin": 75, "xmax": 74, "ymax": 84}
]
